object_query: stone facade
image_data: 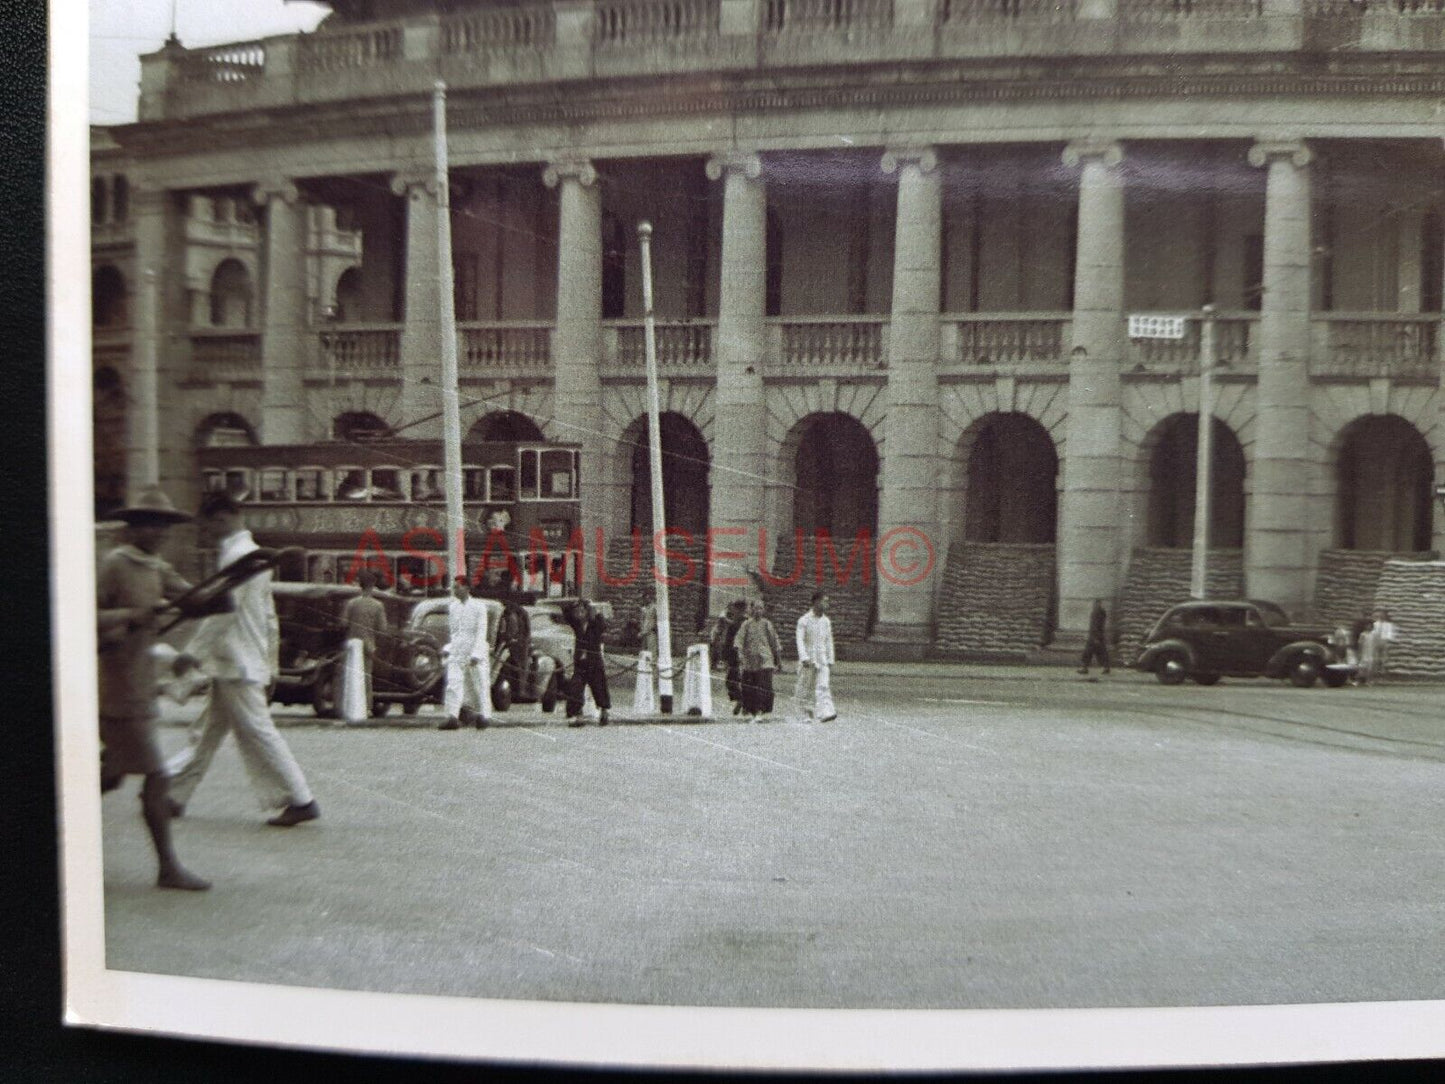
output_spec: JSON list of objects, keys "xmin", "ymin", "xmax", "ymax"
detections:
[{"xmin": 93, "ymin": 1, "xmax": 1445, "ymax": 654}]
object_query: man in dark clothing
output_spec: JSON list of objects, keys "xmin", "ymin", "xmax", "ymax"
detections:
[
  {"xmin": 1079, "ymin": 599, "xmax": 1111, "ymax": 676},
  {"xmin": 711, "ymin": 599, "xmax": 749, "ymax": 716},
  {"xmin": 565, "ymin": 598, "xmax": 611, "ymax": 726}
]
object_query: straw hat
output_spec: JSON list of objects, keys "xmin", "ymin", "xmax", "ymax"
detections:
[{"xmin": 114, "ymin": 487, "xmax": 192, "ymax": 525}]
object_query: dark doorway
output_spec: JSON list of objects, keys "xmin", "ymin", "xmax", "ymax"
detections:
[
  {"xmin": 1146, "ymin": 414, "xmax": 1247, "ymax": 548},
  {"xmin": 630, "ymin": 412, "xmax": 710, "ymax": 537},
  {"xmin": 469, "ymin": 410, "xmax": 544, "ymax": 443},
  {"xmin": 1337, "ymin": 415, "xmax": 1434, "ymax": 552},
  {"xmin": 964, "ymin": 413, "xmax": 1058, "ymax": 543},
  {"xmin": 792, "ymin": 413, "xmax": 879, "ymax": 541}
]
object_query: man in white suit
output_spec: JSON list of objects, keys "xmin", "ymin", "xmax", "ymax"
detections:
[
  {"xmin": 794, "ymin": 591, "xmax": 837, "ymax": 722},
  {"xmin": 168, "ymin": 492, "xmax": 319, "ymax": 827},
  {"xmin": 439, "ymin": 576, "xmax": 490, "ymax": 730}
]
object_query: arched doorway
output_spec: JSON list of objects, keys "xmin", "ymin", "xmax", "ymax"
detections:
[
  {"xmin": 209, "ymin": 259, "xmax": 253, "ymax": 327},
  {"xmin": 791, "ymin": 413, "xmax": 878, "ymax": 541},
  {"xmin": 333, "ymin": 266, "xmax": 362, "ymax": 322},
  {"xmin": 93, "ymin": 367, "xmax": 127, "ymax": 518},
  {"xmin": 333, "ymin": 411, "xmax": 391, "ymax": 442},
  {"xmin": 1337, "ymin": 415, "xmax": 1433, "ymax": 551},
  {"xmin": 92, "ymin": 265, "xmax": 127, "ymax": 328},
  {"xmin": 629, "ymin": 412, "xmax": 710, "ymax": 537},
  {"xmin": 469, "ymin": 410, "xmax": 544, "ymax": 443},
  {"xmin": 1146, "ymin": 414, "xmax": 1246, "ymax": 548},
  {"xmin": 963, "ymin": 413, "xmax": 1058, "ymax": 543}
]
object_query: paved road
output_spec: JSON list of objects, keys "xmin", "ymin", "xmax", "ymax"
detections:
[{"xmin": 101, "ymin": 666, "xmax": 1445, "ymax": 1010}]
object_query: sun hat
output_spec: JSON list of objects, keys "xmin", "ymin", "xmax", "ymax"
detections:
[{"xmin": 114, "ymin": 487, "xmax": 192, "ymax": 525}]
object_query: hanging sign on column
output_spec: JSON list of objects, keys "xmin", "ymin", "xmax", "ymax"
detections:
[{"xmin": 1128, "ymin": 315, "xmax": 1187, "ymax": 340}]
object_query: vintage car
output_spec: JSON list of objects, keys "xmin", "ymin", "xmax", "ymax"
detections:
[
  {"xmin": 270, "ymin": 583, "xmax": 444, "ymax": 717},
  {"xmin": 1133, "ymin": 599, "xmax": 1348, "ymax": 688},
  {"xmin": 405, "ymin": 597, "xmax": 565, "ymax": 713}
]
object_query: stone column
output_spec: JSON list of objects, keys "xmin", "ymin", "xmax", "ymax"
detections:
[
  {"xmin": 395, "ymin": 170, "xmax": 443, "ymax": 435},
  {"xmin": 129, "ymin": 185, "xmax": 186, "ymax": 497},
  {"xmin": 1246, "ymin": 140, "xmax": 1314, "ymax": 616},
  {"xmin": 1058, "ymin": 140, "xmax": 1127, "ymax": 636},
  {"xmin": 543, "ymin": 158, "xmax": 608, "ymax": 539},
  {"xmin": 257, "ymin": 180, "xmax": 307, "ymax": 444},
  {"xmin": 705, "ymin": 151, "xmax": 768, "ymax": 608},
  {"xmin": 873, "ymin": 147, "xmax": 943, "ymax": 652}
]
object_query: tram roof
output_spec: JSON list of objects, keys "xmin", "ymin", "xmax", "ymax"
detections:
[{"xmin": 196, "ymin": 439, "xmax": 580, "ymax": 468}]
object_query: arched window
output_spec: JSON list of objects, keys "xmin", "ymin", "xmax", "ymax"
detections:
[
  {"xmin": 333, "ymin": 411, "xmax": 391, "ymax": 442},
  {"xmin": 194, "ymin": 411, "xmax": 257, "ymax": 448},
  {"xmin": 963, "ymin": 413, "xmax": 1059, "ymax": 544},
  {"xmin": 209, "ymin": 259, "xmax": 253, "ymax": 327},
  {"xmin": 790, "ymin": 413, "xmax": 878, "ymax": 541},
  {"xmin": 468, "ymin": 410, "xmax": 544, "ymax": 443},
  {"xmin": 333, "ymin": 266, "xmax": 362, "ymax": 322},
  {"xmin": 1337, "ymin": 415, "xmax": 1433, "ymax": 552},
  {"xmin": 627, "ymin": 412, "xmax": 710, "ymax": 538},
  {"xmin": 1145, "ymin": 414, "xmax": 1246, "ymax": 549},
  {"xmin": 91, "ymin": 265, "xmax": 128, "ymax": 328}
]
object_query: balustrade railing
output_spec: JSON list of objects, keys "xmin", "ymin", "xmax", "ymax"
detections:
[
  {"xmin": 189, "ymin": 330, "xmax": 262, "ymax": 379},
  {"xmin": 595, "ymin": 0, "xmax": 720, "ymax": 45},
  {"xmin": 1311, "ymin": 314, "xmax": 1442, "ymax": 379},
  {"xmin": 298, "ymin": 24, "xmax": 404, "ymax": 75},
  {"xmin": 764, "ymin": 0, "xmax": 894, "ymax": 33},
  {"xmin": 949, "ymin": 314, "xmax": 1070, "ymax": 366},
  {"xmin": 772, "ymin": 317, "xmax": 887, "ymax": 368},
  {"xmin": 315, "ymin": 324, "xmax": 402, "ymax": 372},
  {"xmin": 939, "ymin": 0, "xmax": 1077, "ymax": 21},
  {"xmin": 458, "ymin": 322, "xmax": 553, "ymax": 371},
  {"xmin": 605, "ymin": 320, "xmax": 715, "ymax": 369},
  {"xmin": 1124, "ymin": 313, "xmax": 1256, "ymax": 371},
  {"xmin": 442, "ymin": 5, "xmax": 557, "ymax": 53},
  {"xmin": 177, "ymin": 41, "xmax": 267, "ymax": 86},
  {"xmin": 1117, "ymin": 0, "xmax": 1263, "ymax": 19}
]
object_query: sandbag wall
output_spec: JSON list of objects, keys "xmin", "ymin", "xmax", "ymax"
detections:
[
  {"xmin": 1115, "ymin": 548, "xmax": 1246, "ymax": 651},
  {"xmin": 934, "ymin": 543, "xmax": 1056, "ymax": 659},
  {"xmin": 1311, "ymin": 549, "xmax": 1432, "ymax": 628},
  {"xmin": 591, "ymin": 534, "xmax": 712, "ymax": 651},
  {"xmin": 1369, "ymin": 560, "xmax": 1445, "ymax": 677}
]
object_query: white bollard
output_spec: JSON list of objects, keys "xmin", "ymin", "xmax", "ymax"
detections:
[
  {"xmin": 681, "ymin": 643, "xmax": 712, "ymax": 717},
  {"xmin": 632, "ymin": 649, "xmax": 656, "ymax": 714},
  {"xmin": 337, "ymin": 638, "xmax": 368, "ymax": 725}
]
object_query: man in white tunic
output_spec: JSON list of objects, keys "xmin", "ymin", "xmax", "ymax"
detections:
[
  {"xmin": 168, "ymin": 492, "xmax": 319, "ymax": 827},
  {"xmin": 439, "ymin": 576, "xmax": 490, "ymax": 730},
  {"xmin": 794, "ymin": 591, "xmax": 837, "ymax": 722}
]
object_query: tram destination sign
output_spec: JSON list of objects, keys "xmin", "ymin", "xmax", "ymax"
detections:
[{"xmin": 1127, "ymin": 314, "xmax": 1188, "ymax": 340}]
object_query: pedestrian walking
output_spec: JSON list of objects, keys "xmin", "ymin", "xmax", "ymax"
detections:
[
  {"xmin": 339, "ymin": 569, "xmax": 387, "ymax": 714},
  {"xmin": 566, "ymin": 598, "xmax": 611, "ymax": 726},
  {"xmin": 1357, "ymin": 606, "xmax": 1398, "ymax": 685},
  {"xmin": 1079, "ymin": 599, "xmax": 1112, "ymax": 676},
  {"xmin": 710, "ymin": 599, "xmax": 749, "ymax": 715},
  {"xmin": 167, "ymin": 492, "xmax": 319, "ymax": 828},
  {"xmin": 439, "ymin": 576, "xmax": 490, "ymax": 729},
  {"xmin": 794, "ymin": 592, "xmax": 837, "ymax": 722},
  {"xmin": 97, "ymin": 488, "xmax": 210, "ymax": 890},
  {"xmin": 736, "ymin": 600, "xmax": 784, "ymax": 718}
]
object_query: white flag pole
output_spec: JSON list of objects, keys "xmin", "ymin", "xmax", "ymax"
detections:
[
  {"xmin": 1190, "ymin": 304, "xmax": 1216, "ymax": 600},
  {"xmin": 434, "ymin": 82, "xmax": 465, "ymax": 584},
  {"xmin": 638, "ymin": 221, "xmax": 673, "ymax": 714}
]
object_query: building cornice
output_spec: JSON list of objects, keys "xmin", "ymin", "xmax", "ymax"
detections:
[{"xmin": 112, "ymin": 53, "xmax": 1445, "ymax": 162}]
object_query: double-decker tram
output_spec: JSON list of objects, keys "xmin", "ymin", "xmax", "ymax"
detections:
[{"xmin": 195, "ymin": 439, "xmax": 583, "ymax": 598}]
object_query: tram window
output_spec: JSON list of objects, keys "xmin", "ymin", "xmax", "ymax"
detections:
[
  {"xmin": 463, "ymin": 468, "xmax": 487, "ymax": 501},
  {"xmin": 488, "ymin": 466, "xmax": 515, "ymax": 503},
  {"xmin": 294, "ymin": 468, "xmax": 327, "ymax": 502},
  {"xmin": 371, "ymin": 468, "xmax": 404, "ymax": 501},
  {"xmin": 224, "ymin": 469, "xmax": 253, "ymax": 501},
  {"xmin": 202, "ymin": 469, "xmax": 225, "ymax": 493},
  {"xmin": 336, "ymin": 468, "xmax": 368, "ymax": 501},
  {"xmin": 540, "ymin": 450, "xmax": 573, "ymax": 498},
  {"xmin": 520, "ymin": 450, "xmax": 539, "ymax": 500},
  {"xmin": 396, "ymin": 555, "xmax": 433, "ymax": 593},
  {"xmin": 412, "ymin": 468, "xmax": 443, "ymax": 501},
  {"xmin": 308, "ymin": 554, "xmax": 338, "ymax": 584},
  {"xmin": 257, "ymin": 469, "xmax": 288, "ymax": 502}
]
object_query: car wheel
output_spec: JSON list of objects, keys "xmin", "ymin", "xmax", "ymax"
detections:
[
  {"xmin": 539, "ymin": 671, "xmax": 559, "ymax": 714},
  {"xmin": 1155, "ymin": 650, "xmax": 1189, "ymax": 686},
  {"xmin": 1288, "ymin": 655, "xmax": 1321, "ymax": 688},
  {"xmin": 371, "ymin": 700, "xmax": 391, "ymax": 718},
  {"xmin": 311, "ymin": 669, "xmax": 337, "ymax": 718},
  {"xmin": 1321, "ymin": 668, "xmax": 1349, "ymax": 689},
  {"xmin": 402, "ymin": 699, "xmax": 421, "ymax": 716},
  {"xmin": 492, "ymin": 678, "xmax": 513, "ymax": 713},
  {"xmin": 1192, "ymin": 673, "xmax": 1221, "ymax": 686}
]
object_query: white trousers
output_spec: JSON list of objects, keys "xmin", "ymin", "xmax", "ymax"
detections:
[
  {"xmin": 444, "ymin": 659, "xmax": 490, "ymax": 719},
  {"xmin": 793, "ymin": 663, "xmax": 835, "ymax": 719},
  {"xmin": 167, "ymin": 679, "xmax": 314, "ymax": 811}
]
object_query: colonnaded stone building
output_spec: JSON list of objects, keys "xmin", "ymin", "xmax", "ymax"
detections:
[{"xmin": 92, "ymin": 0, "xmax": 1445, "ymax": 663}]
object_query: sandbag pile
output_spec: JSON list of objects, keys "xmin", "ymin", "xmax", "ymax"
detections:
[
  {"xmin": 1312, "ymin": 549, "xmax": 1428, "ymax": 628},
  {"xmin": 760, "ymin": 569, "xmax": 875, "ymax": 647},
  {"xmin": 1370, "ymin": 560, "xmax": 1445, "ymax": 677},
  {"xmin": 592, "ymin": 533, "xmax": 712, "ymax": 649},
  {"xmin": 1116, "ymin": 548, "xmax": 1245, "ymax": 650},
  {"xmin": 934, "ymin": 543, "xmax": 1055, "ymax": 659}
]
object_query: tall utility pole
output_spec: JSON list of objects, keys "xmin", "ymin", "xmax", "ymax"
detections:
[
  {"xmin": 1190, "ymin": 305, "xmax": 1217, "ymax": 600},
  {"xmin": 434, "ymin": 82, "xmax": 465, "ymax": 582},
  {"xmin": 638, "ymin": 221, "xmax": 674, "ymax": 713}
]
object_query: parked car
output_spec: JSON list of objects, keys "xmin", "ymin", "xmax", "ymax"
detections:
[
  {"xmin": 1133, "ymin": 599, "xmax": 1348, "ymax": 688},
  {"xmin": 270, "ymin": 583, "xmax": 444, "ymax": 717},
  {"xmin": 405, "ymin": 597, "xmax": 564, "ymax": 713}
]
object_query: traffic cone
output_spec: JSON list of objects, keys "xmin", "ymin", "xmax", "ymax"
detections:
[
  {"xmin": 632, "ymin": 649, "xmax": 656, "ymax": 714},
  {"xmin": 681, "ymin": 643, "xmax": 712, "ymax": 717},
  {"xmin": 337, "ymin": 638, "xmax": 368, "ymax": 725}
]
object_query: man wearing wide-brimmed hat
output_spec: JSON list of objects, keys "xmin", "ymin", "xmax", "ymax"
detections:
[{"xmin": 97, "ymin": 487, "xmax": 210, "ymax": 891}]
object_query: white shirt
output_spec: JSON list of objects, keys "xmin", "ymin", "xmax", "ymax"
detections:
[
  {"xmin": 187, "ymin": 528, "xmax": 279, "ymax": 684},
  {"xmin": 448, "ymin": 597, "xmax": 489, "ymax": 663},
  {"xmin": 796, "ymin": 611, "xmax": 835, "ymax": 668}
]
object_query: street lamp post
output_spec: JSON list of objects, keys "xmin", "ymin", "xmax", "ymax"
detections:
[
  {"xmin": 638, "ymin": 221, "xmax": 674, "ymax": 714},
  {"xmin": 1190, "ymin": 305, "xmax": 1218, "ymax": 600}
]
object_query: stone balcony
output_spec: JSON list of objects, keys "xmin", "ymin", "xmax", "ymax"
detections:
[
  {"xmin": 601, "ymin": 319, "xmax": 715, "ymax": 376},
  {"xmin": 942, "ymin": 313, "xmax": 1073, "ymax": 376},
  {"xmin": 1309, "ymin": 313, "xmax": 1443, "ymax": 381},
  {"xmin": 185, "ymin": 328, "xmax": 263, "ymax": 384},
  {"xmin": 1123, "ymin": 311, "xmax": 1259, "ymax": 376},
  {"xmin": 141, "ymin": 0, "xmax": 1445, "ymax": 123}
]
